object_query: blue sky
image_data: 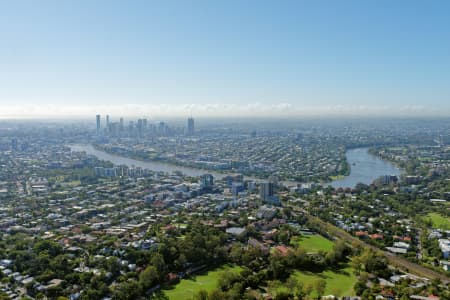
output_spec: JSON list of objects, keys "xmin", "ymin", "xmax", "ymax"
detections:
[{"xmin": 1, "ymin": 0, "xmax": 450, "ymax": 118}]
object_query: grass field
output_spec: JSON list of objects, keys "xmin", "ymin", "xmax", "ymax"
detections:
[
  {"xmin": 272, "ymin": 266, "xmax": 356, "ymax": 297},
  {"xmin": 423, "ymin": 212, "xmax": 450, "ymax": 230},
  {"xmin": 291, "ymin": 234, "xmax": 334, "ymax": 253},
  {"xmin": 164, "ymin": 265, "xmax": 242, "ymax": 300}
]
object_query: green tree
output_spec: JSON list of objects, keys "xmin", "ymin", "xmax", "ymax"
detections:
[
  {"xmin": 314, "ymin": 279, "xmax": 326, "ymax": 299},
  {"xmin": 217, "ymin": 270, "xmax": 241, "ymax": 291},
  {"xmin": 150, "ymin": 253, "xmax": 166, "ymax": 275},
  {"xmin": 193, "ymin": 290, "xmax": 208, "ymax": 300},
  {"xmin": 286, "ymin": 277, "xmax": 298, "ymax": 295},
  {"xmin": 112, "ymin": 280, "xmax": 140, "ymax": 300},
  {"xmin": 274, "ymin": 291, "xmax": 292, "ymax": 300},
  {"xmin": 208, "ymin": 289, "xmax": 225, "ymax": 300},
  {"xmin": 139, "ymin": 266, "xmax": 159, "ymax": 291},
  {"xmin": 303, "ymin": 283, "xmax": 314, "ymax": 298}
]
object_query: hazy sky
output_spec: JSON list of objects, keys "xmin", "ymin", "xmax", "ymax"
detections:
[{"xmin": 1, "ymin": 0, "xmax": 450, "ymax": 118}]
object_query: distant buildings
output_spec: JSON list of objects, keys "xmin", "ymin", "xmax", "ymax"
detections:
[
  {"xmin": 94, "ymin": 167, "xmax": 117, "ymax": 177},
  {"xmin": 438, "ymin": 239, "xmax": 450, "ymax": 259},
  {"xmin": 256, "ymin": 205, "xmax": 277, "ymax": 220},
  {"xmin": 260, "ymin": 181, "xmax": 280, "ymax": 205},
  {"xmin": 375, "ymin": 175, "xmax": 398, "ymax": 186},
  {"xmin": 231, "ymin": 182, "xmax": 244, "ymax": 197},
  {"xmin": 119, "ymin": 117, "xmax": 124, "ymax": 132},
  {"xmin": 225, "ymin": 174, "xmax": 243, "ymax": 187},
  {"xmin": 96, "ymin": 115, "xmax": 101, "ymax": 136},
  {"xmin": 260, "ymin": 182, "xmax": 274, "ymax": 202},
  {"xmin": 187, "ymin": 117, "xmax": 194, "ymax": 136},
  {"xmin": 94, "ymin": 114, "xmax": 183, "ymax": 138},
  {"xmin": 199, "ymin": 174, "xmax": 214, "ymax": 190},
  {"xmin": 225, "ymin": 227, "xmax": 246, "ymax": 236}
]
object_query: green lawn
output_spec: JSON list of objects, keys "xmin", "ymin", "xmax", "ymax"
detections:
[
  {"xmin": 291, "ymin": 234, "xmax": 334, "ymax": 253},
  {"xmin": 272, "ymin": 266, "xmax": 356, "ymax": 297},
  {"xmin": 164, "ymin": 265, "xmax": 242, "ymax": 300},
  {"xmin": 423, "ymin": 212, "xmax": 450, "ymax": 230}
]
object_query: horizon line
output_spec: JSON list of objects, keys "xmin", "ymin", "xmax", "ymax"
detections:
[{"xmin": 1, "ymin": 103, "xmax": 450, "ymax": 120}]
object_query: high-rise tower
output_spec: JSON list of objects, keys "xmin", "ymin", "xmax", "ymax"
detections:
[
  {"xmin": 187, "ymin": 117, "xmax": 194, "ymax": 135},
  {"xmin": 119, "ymin": 117, "xmax": 124, "ymax": 132},
  {"xmin": 96, "ymin": 115, "xmax": 101, "ymax": 136},
  {"xmin": 106, "ymin": 115, "xmax": 110, "ymax": 133},
  {"xmin": 259, "ymin": 182, "xmax": 274, "ymax": 202}
]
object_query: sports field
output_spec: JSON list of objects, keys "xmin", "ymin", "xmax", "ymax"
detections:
[
  {"xmin": 423, "ymin": 212, "xmax": 450, "ymax": 230},
  {"xmin": 272, "ymin": 266, "xmax": 356, "ymax": 297},
  {"xmin": 164, "ymin": 265, "xmax": 242, "ymax": 299},
  {"xmin": 291, "ymin": 234, "xmax": 334, "ymax": 253}
]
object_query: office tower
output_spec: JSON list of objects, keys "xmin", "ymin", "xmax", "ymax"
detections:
[
  {"xmin": 187, "ymin": 117, "xmax": 194, "ymax": 135},
  {"xmin": 137, "ymin": 119, "xmax": 143, "ymax": 138},
  {"xmin": 96, "ymin": 115, "xmax": 101, "ymax": 136},
  {"xmin": 119, "ymin": 118, "xmax": 124, "ymax": 133},
  {"xmin": 225, "ymin": 174, "xmax": 244, "ymax": 187},
  {"xmin": 106, "ymin": 115, "xmax": 110, "ymax": 134},
  {"xmin": 199, "ymin": 174, "xmax": 214, "ymax": 189},
  {"xmin": 109, "ymin": 122, "xmax": 118, "ymax": 137},
  {"xmin": 129, "ymin": 121, "xmax": 134, "ymax": 135},
  {"xmin": 259, "ymin": 181, "xmax": 274, "ymax": 202},
  {"xmin": 232, "ymin": 182, "xmax": 244, "ymax": 196},
  {"xmin": 158, "ymin": 122, "xmax": 166, "ymax": 135},
  {"xmin": 143, "ymin": 118, "xmax": 148, "ymax": 130}
]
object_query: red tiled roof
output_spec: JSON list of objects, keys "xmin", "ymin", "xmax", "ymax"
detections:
[
  {"xmin": 275, "ymin": 245, "xmax": 291, "ymax": 256},
  {"xmin": 369, "ymin": 233, "xmax": 384, "ymax": 239},
  {"xmin": 167, "ymin": 273, "xmax": 178, "ymax": 281}
]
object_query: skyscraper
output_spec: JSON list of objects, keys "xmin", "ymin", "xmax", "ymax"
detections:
[
  {"xmin": 260, "ymin": 181, "xmax": 280, "ymax": 205},
  {"xmin": 106, "ymin": 115, "xmax": 110, "ymax": 133},
  {"xmin": 259, "ymin": 181, "xmax": 274, "ymax": 202},
  {"xmin": 96, "ymin": 115, "xmax": 101, "ymax": 136},
  {"xmin": 187, "ymin": 117, "xmax": 194, "ymax": 135},
  {"xmin": 119, "ymin": 117, "xmax": 124, "ymax": 133},
  {"xmin": 199, "ymin": 174, "xmax": 214, "ymax": 189},
  {"xmin": 137, "ymin": 119, "xmax": 143, "ymax": 138},
  {"xmin": 143, "ymin": 118, "xmax": 148, "ymax": 128}
]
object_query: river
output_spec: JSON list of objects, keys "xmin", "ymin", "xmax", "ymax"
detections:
[
  {"xmin": 70, "ymin": 144, "xmax": 228, "ymax": 179},
  {"xmin": 70, "ymin": 144, "xmax": 401, "ymax": 188},
  {"xmin": 330, "ymin": 147, "xmax": 401, "ymax": 188}
]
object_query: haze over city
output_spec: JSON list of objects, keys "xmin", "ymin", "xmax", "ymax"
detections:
[{"xmin": 1, "ymin": 0, "xmax": 450, "ymax": 118}]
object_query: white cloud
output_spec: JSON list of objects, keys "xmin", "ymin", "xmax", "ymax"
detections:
[{"xmin": 0, "ymin": 103, "xmax": 447, "ymax": 119}]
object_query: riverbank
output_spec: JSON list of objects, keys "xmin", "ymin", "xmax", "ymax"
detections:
[
  {"xmin": 91, "ymin": 144, "xmax": 262, "ymax": 180},
  {"xmin": 91, "ymin": 143, "xmax": 347, "ymax": 183},
  {"xmin": 70, "ymin": 144, "xmax": 401, "ymax": 189}
]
